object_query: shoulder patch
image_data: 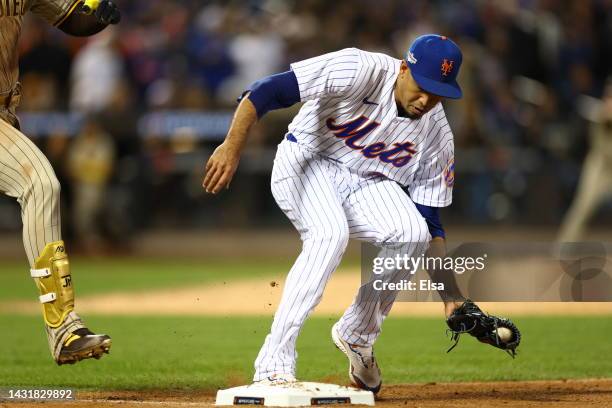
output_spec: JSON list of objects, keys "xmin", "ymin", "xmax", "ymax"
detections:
[{"xmin": 443, "ymin": 158, "xmax": 455, "ymax": 187}]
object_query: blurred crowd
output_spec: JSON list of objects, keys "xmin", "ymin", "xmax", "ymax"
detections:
[{"xmin": 4, "ymin": 0, "xmax": 611, "ymax": 248}]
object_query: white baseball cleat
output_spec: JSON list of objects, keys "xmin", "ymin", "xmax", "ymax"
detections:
[
  {"xmin": 254, "ymin": 373, "xmax": 298, "ymax": 386},
  {"xmin": 331, "ymin": 323, "xmax": 381, "ymax": 394}
]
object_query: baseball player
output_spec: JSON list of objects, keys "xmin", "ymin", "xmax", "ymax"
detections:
[
  {"xmin": 204, "ymin": 35, "xmax": 520, "ymax": 392},
  {"xmin": 0, "ymin": 0, "xmax": 120, "ymax": 364},
  {"xmin": 558, "ymin": 79, "xmax": 612, "ymax": 242}
]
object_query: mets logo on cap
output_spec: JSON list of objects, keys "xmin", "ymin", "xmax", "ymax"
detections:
[
  {"xmin": 441, "ymin": 59, "xmax": 454, "ymax": 76},
  {"xmin": 405, "ymin": 34, "xmax": 463, "ymax": 99}
]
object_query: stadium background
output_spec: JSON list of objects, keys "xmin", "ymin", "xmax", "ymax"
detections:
[
  {"xmin": 1, "ymin": 0, "xmax": 611, "ymax": 244},
  {"xmin": 0, "ymin": 1, "xmax": 611, "ymax": 407}
]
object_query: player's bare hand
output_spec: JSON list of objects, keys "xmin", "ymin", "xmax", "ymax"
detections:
[{"xmin": 203, "ymin": 143, "xmax": 240, "ymax": 194}]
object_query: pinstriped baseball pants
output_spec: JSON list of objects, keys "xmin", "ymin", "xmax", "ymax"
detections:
[
  {"xmin": 0, "ymin": 118, "xmax": 62, "ymax": 267},
  {"xmin": 254, "ymin": 140, "xmax": 430, "ymax": 380}
]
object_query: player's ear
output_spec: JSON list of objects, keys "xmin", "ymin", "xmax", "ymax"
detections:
[{"xmin": 400, "ymin": 60, "xmax": 408, "ymax": 74}]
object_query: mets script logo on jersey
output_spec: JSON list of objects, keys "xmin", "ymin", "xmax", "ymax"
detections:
[
  {"xmin": 326, "ymin": 116, "xmax": 417, "ymax": 167},
  {"xmin": 441, "ymin": 59, "xmax": 454, "ymax": 76},
  {"xmin": 443, "ymin": 158, "xmax": 455, "ymax": 187}
]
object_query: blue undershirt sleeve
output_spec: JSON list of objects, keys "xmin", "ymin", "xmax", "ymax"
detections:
[
  {"xmin": 239, "ymin": 70, "xmax": 301, "ymax": 119},
  {"xmin": 414, "ymin": 203, "xmax": 445, "ymax": 239}
]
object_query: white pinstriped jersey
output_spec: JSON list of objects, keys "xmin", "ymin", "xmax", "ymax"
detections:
[{"xmin": 288, "ymin": 48, "xmax": 455, "ymax": 207}]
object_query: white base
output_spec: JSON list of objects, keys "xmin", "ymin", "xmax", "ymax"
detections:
[{"xmin": 215, "ymin": 381, "xmax": 375, "ymax": 406}]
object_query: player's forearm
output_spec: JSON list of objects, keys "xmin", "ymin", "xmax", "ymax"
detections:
[
  {"xmin": 202, "ymin": 97, "xmax": 257, "ymax": 193},
  {"xmin": 223, "ymin": 97, "xmax": 258, "ymax": 154},
  {"xmin": 425, "ymin": 236, "xmax": 466, "ymax": 306}
]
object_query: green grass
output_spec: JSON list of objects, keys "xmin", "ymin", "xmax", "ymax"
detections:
[
  {"xmin": 0, "ymin": 258, "xmax": 295, "ymax": 300},
  {"xmin": 0, "ymin": 315, "xmax": 610, "ymax": 390}
]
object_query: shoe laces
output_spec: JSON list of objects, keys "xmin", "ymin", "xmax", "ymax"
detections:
[{"xmin": 348, "ymin": 344, "xmax": 376, "ymax": 369}]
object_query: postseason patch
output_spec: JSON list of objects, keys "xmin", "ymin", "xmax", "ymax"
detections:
[{"xmin": 443, "ymin": 158, "xmax": 455, "ymax": 187}]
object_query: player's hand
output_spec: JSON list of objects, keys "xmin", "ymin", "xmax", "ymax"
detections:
[
  {"xmin": 203, "ymin": 142, "xmax": 241, "ymax": 194},
  {"xmin": 81, "ymin": 0, "xmax": 121, "ymax": 25}
]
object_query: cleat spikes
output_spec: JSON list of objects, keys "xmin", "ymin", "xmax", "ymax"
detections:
[{"xmin": 56, "ymin": 333, "xmax": 112, "ymax": 365}]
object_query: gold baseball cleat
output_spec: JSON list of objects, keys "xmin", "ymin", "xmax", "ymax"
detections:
[
  {"xmin": 30, "ymin": 241, "xmax": 113, "ymax": 365},
  {"xmin": 57, "ymin": 328, "xmax": 112, "ymax": 365}
]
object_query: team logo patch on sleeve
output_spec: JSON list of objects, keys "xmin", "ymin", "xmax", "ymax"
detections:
[{"xmin": 443, "ymin": 158, "xmax": 455, "ymax": 187}]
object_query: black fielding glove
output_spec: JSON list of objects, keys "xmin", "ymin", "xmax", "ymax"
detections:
[{"xmin": 446, "ymin": 300, "xmax": 521, "ymax": 358}]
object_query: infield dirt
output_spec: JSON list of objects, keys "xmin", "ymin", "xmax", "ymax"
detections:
[
  {"xmin": 1, "ymin": 379, "xmax": 610, "ymax": 407},
  {"xmin": 4, "ymin": 269, "xmax": 612, "ymax": 316}
]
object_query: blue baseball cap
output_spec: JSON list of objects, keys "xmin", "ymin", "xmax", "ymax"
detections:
[{"xmin": 405, "ymin": 34, "xmax": 463, "ymax": 99}]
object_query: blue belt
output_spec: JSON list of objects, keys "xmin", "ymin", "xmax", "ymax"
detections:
[{"xmin": 286, "ymin": 133, "xmax": 297, "ymax": 142}]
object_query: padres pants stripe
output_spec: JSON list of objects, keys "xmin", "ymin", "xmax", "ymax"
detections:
[
  {"xmin": 253, "ymin": 140, "xmax": 430, "ymax": 380},
  {"xmin": 0, "ymin": 119, "xmax": 61, "ymax": 266}
]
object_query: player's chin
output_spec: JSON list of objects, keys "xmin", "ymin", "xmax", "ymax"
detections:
[
  {"xmin": 406, "ymin": 106, "xmax": 425, "ymax": 119},
  {"xmin": 406, "ymin": 111, "xmax": 423, "ymax": 120}
]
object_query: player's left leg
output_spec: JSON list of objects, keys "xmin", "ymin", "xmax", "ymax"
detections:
[
  {"xmin": 337, "ymin": 177, "xmax": 430, "ymax": 346},
  {"xmin": 0, "ymin": 119, "xmax": 111, "ymax": 365},
  {"xmin": 331, "ymin": 177, "xmax": 429, "ymax": 392}
]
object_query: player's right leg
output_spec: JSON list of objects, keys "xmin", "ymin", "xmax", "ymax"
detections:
[
  {"xmin": 331, "ymin": 177, "xmax": 430, "ymax": 393},
  {"xmin": 253, "ymin": 139, "xmax": 349, "ymax": 382},
  {"xmin": 0, "ymin": 119, "xmax": 111, "ymax": 365}
]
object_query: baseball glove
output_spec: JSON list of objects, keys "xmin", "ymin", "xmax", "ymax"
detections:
[{"xmin": 445, "ymin": 300, "xmax": 521, "ymax": 358}]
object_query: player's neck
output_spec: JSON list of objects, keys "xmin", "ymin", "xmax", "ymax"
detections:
[
  {"xmin": 396, "ymin": 101, "xmax": 410, "ymax": 118},
  {"xmin": 394, "ymin": 78, "xmax": 410, "ymax": 119}
]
